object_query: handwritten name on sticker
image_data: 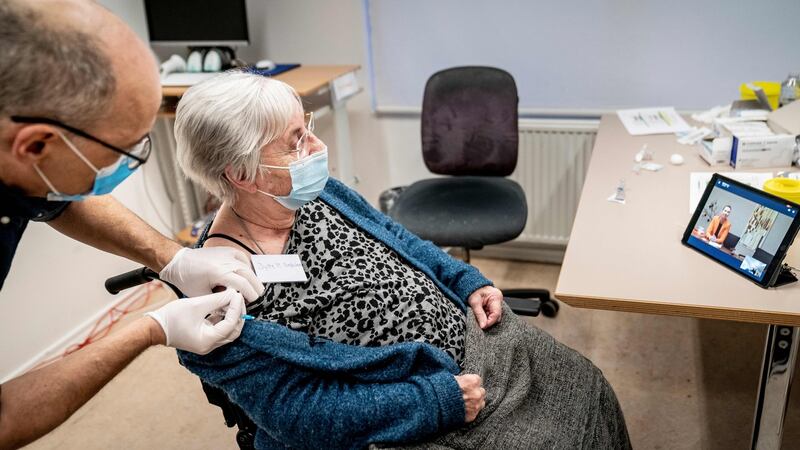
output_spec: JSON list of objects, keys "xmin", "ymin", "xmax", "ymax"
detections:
[{"xmin": 251, "ymin": 254, "xmax": 308, "ymax": 283}]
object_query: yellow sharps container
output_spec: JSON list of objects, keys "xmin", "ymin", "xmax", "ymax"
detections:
[{"xmin": 764, "ymin": 178, "xmax": 800, "ymax": 205}]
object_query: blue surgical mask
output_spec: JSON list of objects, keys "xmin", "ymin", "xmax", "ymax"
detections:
[
  {"xmin": 33, "ymin": 130, "xmax": 139, "ymax": 201},
  {"xmin": 259, "ymin": 148, "xmax": 329, "ymax": 210}
]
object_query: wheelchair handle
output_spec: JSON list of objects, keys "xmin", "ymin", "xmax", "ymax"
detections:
[{"xmin": 105, "ymin": 267, "xmax": 160, "ymax": 295}]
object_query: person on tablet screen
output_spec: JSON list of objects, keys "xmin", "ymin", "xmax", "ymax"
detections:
[{"xmin": 705, "ymin": 205, "xmax": 732, "ymax": 244}]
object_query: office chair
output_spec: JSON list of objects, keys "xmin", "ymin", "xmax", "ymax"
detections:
[{"xmin": 384, "ymin": 66, "xmax": 558, "ymax": 317}]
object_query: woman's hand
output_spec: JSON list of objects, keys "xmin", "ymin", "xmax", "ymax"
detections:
[
  {"xmin": 455, "ymin": 374, "xmax": 486, "ymax": 423},
  {"xmin": 468, "ymin": 286, "xmax": 504, "ymax": 329}
]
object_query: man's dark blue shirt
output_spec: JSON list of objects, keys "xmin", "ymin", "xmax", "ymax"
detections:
[{"xmin": 0, "ymin": 181, "xmax": 70, "ymax": 289}]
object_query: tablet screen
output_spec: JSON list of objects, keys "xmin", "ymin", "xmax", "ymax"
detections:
[{"xmin": 684, "ymin": 175, "xmax": 799, "ymax": 285}]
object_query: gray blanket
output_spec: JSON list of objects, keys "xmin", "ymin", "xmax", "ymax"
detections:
[{"xmin": 381, "ymin": 304, "xmax": 631, "ymax": 450}]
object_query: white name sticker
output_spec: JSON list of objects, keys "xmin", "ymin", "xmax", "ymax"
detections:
[{"xmin": 251, "ymin": 254, "xmax": 308, "ymax": 283}]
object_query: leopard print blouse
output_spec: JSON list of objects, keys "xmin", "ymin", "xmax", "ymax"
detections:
[{"xmin": 242, "ymin": 200, "xmax": 466, "ymax": 364}]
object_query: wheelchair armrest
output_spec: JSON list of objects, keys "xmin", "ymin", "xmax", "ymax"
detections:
[
  {"xmin": 105, "ymin": 267, "xmax": 183, "ymax": 297},
  {"xmin": 105, "ymin": 267, "xmax": 160, "ymax": 295}
]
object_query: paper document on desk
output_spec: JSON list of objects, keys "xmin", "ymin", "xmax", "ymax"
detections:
[
  {"xmin": 617, "ymin": 107, "xmax": 691, "ymax": 135},
  {"xmin": 689, "ymin": 172, "xmax": 774, "ymax": 213}
]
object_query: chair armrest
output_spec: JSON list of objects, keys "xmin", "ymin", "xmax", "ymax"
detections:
[
  {"xmin": 504, "ymin": 297, "xmax": 541, "ymax": 317},
  {"xmin": 378, "ymin": 185, "xmax": 409, "ymax": 214}
]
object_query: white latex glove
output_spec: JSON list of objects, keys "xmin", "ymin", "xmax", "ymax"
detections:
[
  {"xmin": 145, "ymin": 288, "xmax": 246, "ymax": 355},
  {"xmin": 160, "ymin": 247, "xmax": 263, "ymax": 302}
]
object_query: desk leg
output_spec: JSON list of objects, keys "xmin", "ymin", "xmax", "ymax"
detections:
[
  {"xmin": 751, "ymin": 325, "xmax": 799, "ymax": 450},
  {"xmin": 331, "ymin": 96, "xmax": 356, "ymax": 186}
]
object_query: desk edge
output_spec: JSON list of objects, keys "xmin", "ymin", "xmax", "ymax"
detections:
[{"xmin": 555, "ymin": 292, "xmax": 800, "ymax": 326}]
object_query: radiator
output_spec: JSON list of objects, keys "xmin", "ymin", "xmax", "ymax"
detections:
[{"xmin": 508, "ymin": 119, "xmax": 598, "ymax": 248}]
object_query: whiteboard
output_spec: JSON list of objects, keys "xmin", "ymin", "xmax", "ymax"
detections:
[{"xmin": 366, "ymin": 0, "xmax": 800, "ymax": 115}]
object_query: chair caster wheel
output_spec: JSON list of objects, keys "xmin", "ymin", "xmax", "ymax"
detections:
[{"xmin": 541, "ymin": 300, "xmax": 559, "ymax": 318}]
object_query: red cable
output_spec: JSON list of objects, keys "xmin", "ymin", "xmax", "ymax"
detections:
[{"xmin": 29, "ymin": 282, "xmax": 167, "ymax": 372}]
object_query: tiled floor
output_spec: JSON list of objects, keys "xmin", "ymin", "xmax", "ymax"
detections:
[{"xmin": 24, "ymin": 258, "xmax": 800, "ymax": 449}]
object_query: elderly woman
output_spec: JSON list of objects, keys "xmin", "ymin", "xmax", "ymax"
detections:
[{"xmin": 175, "ymin": 71, "xmax": 630, "ymax": 450}]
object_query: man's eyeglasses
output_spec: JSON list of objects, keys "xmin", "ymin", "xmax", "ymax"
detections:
[{"xmin": 10, "ymin": 115, "xmax": 152, "ymax": 168}]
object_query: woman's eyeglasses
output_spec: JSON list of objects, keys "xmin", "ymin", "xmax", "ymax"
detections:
[{"xmin": 294, "ymin": 111, "xmax": 315, "ymax": 157}]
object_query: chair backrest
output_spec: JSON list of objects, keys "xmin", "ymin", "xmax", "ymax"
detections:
[
  {"xmin": 421, "ymin": 66, "xmax": 519, "ymax": 176},
  {"xmin": 753, "ymin": 247, "xmax": 773, "ymax": 264},
  {"xmin": 723, "ymin": 232, "xmax": 739, "ymax": 250}
]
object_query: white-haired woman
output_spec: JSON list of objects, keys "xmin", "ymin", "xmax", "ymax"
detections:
[{"xmin": 174, "ymin": 71, "xmax": 630, "ymax": 450}]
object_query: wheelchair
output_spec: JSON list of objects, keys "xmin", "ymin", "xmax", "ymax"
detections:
[
  {"xmin": 104, "ymin": 265, "xmax": 546, "ymax": 449},
  {"xmin": 105, "ymin": 267, "xmax": 259, "ymax": 450}
]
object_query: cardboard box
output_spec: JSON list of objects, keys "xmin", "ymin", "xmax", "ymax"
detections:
[
  {"xmin": 767, "ymin": 100, "xmax": 800, "ymax": 167},
  {"xmin": 701, "ymin": 105, "xmax": 797, "ymax": 169},
  {"xmin": 768, "ymin": 100, "xmax": 800, "ymax": 135}
]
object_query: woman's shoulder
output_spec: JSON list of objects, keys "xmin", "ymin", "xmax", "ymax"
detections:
[
  {"xmin": 201, "ymin": 213, "xmax": 259, "ymax": 255},
  {"xmin": 321, "ymin": 178, "xmax": 374, "ymax": 215},
  {"xmin": 321, "ymin": 177, "xmax": 351, "ymax": 198}
]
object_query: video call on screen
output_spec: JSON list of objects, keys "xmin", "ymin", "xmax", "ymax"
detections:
[{"xmin": 687, "ymin": 179, "xmax": 798, "ymax": 282}]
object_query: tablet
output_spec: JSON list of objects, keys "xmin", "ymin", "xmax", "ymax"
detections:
[{"xmin": 682, "ymin": 173, "xmax": 800, "ymax": 288}]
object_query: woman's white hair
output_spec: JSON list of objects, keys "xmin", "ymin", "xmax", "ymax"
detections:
[{"xmin": 174, "ymin": 71, "xmax": 302, "ymax": 202}]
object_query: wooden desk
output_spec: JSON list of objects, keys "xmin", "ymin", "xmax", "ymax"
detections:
[
  {"xmin": 556, "ymin": 114, "xmax": 800, "ymax": 450},
  {"xmin": 160, "ymin": 65, "xmax": 360, "ymax": 103},
  {"xmin": 557, "ymin": 115, "xmax": 799, "ymax": 324},
  {"xmin": 153, "ymin": 65, "xmax": 362, "ymax": 227}
]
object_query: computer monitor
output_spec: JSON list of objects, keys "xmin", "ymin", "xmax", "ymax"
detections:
[{"xmin": 144, "ymin": 0, "xmax": 249, "ymax": 47}]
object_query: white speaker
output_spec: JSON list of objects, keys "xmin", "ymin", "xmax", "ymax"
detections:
[
  {"xmin": 159, "ymin": 54, "xmax": 186, "ymax": 78},
  {"xmin": 186, "ymin": 50, "xmax": 204, "ymax": 73},
  {"xmin": 203, "ymin": 48, "xmax": 222, "ymax": 72}
]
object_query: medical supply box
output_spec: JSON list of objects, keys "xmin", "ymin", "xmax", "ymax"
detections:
[
  {"xmin": 701, "ymin": 102, "xmax": 799, "ymax": 169},
  {"xmin": 699, "ymin": 137, "xmax": 733, "ymax": 166}
]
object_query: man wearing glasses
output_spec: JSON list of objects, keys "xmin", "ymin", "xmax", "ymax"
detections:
[{"xmin": 0, "ymin": 1, "xmax": 262, "ymax": 447}]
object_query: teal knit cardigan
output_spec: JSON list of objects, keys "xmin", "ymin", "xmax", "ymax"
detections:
[{"xmin": 179, "ymin": 178, "xmax": 492, "ymax": 449}]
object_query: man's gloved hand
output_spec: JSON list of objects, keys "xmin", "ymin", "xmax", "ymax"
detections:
[
  {"xmin": 159, "ymin": 247, "xmax": 263, "ymax": 302},
  {"xmin": 145, "ymin": 288, "xmax": 246, "ymax": 355}
]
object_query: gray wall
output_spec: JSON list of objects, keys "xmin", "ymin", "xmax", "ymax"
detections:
[
  {"xmin": 368, "ymin": 0, "xmax": 800, "ymax": 113},
  {"xmin": 99, "ymin": 0, "xmax": 148, "ymax": 39}
]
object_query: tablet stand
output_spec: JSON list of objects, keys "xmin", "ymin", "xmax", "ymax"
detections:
[{"xmin": 772, "ymin": 264, "xmax": 798, "ymax": 288}]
